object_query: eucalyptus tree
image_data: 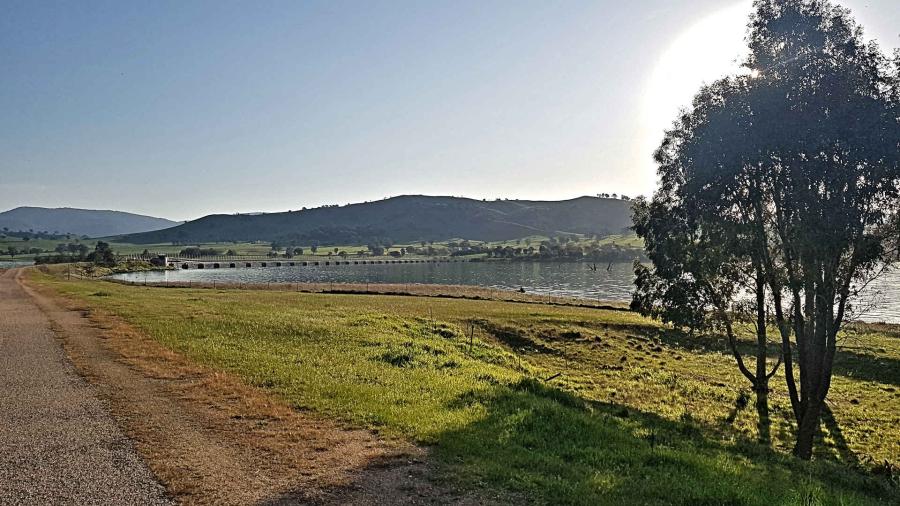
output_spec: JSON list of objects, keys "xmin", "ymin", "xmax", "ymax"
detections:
[
  {"xmin": 632, "ymin": 81, "xmax": 781, "ymax": 433},
  {"xmin": 745, "ymin": 0, "xmax": 900, "ymax": 459},
  {"xmin": 634, "ymin": 0, "xmax": 900, "ymax": 459}
]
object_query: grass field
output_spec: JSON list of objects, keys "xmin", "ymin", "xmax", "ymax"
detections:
[
  {"xmin": 0, "ymin": 236, "xmax": 460, "ymax": 260},
  {"xmin": 476, "ymin": 233, "xmax": 644, "ymax": 250},
  {"xmin": 1, "ymin": 233, "xmax": 646, "ymax": 262},
  {"xmin": 0, "ymin": 236, "xmax": 75, "ymax": 259},
  {"xmin": 0, "ymin": 237, "xmax": 388, "ymax": 260},
  {"xmin": 29, "ymin": 267, "xmax": 899, "ymax": 504}
]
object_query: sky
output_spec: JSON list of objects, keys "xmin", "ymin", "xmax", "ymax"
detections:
[{"xmin": 2, "ymin": 0, "xmax": 898, "ymax": 221}]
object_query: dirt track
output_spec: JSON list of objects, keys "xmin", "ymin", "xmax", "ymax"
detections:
[
  {"xmin": 0, "ymin": 268, "xmax": 172, "ymax": 504},
  {"xmin": 4, "ymin": 268, "xmax": 487, "ymax": 505}
]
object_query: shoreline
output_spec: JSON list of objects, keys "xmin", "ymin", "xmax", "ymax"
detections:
[
  {"xmin": 104, "ymin": 277, "xmax": 634, "ymax": 313},
  {"xmin": 34, "ymin": 263, "xmax": 900, "ymax": 326}
]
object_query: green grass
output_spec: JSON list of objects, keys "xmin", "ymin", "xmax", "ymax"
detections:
[
  {"xmin": 0, "ymin": 237, "xmax": 392, "ymax": 260},
  {"xmin": 0, "ymin": 236, "xmax": 71, "ymax": 260},
  {"xmin": 30, "ymin": 269, "xmax": 900, "ymax": 504},
  {"xmin": 477, "ymin": 233, "xmax": 644, "ymax": 250},
  {"xmin": 107, "ymin": 240, "xmax": 275, "ymax": 256},
  {"xmin": 594, "ymin": 233, "xmax": 644, "ymax": 248},
  {"xmin": 0, "ymin": 232, "xmax": 646, "ymax": 262}
]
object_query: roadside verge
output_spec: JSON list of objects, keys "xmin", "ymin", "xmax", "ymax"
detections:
[{"xmin": 22, "ymin": 269, "xmax": 475, "ymax": 505}]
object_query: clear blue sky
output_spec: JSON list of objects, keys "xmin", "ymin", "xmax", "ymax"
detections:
[{"xmin": 2, "ymin": 0, "xmax": 898, "ymax": 220}]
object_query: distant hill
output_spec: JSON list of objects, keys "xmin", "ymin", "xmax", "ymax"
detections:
[
  {"xmin": 0, "ymin": 207, "xmax": 181, "ymax": 238},
  {"xmin": 120, "ymin": 195, "xmax": 634, "ymax": 245}
]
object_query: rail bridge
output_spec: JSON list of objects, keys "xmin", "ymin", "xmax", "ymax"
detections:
[{"xmin": 123, "ymin": 255, "xmax": 472, "ymax": 270}]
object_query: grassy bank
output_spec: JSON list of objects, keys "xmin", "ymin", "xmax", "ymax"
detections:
[{"xmin": 29, "ymin": 268, "xmax": 899, "ymax": 504}]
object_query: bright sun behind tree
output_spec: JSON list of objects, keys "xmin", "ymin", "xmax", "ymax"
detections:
[{"xmin": 640, "ymin": 1, "xmax": 754, "ymax": 169}]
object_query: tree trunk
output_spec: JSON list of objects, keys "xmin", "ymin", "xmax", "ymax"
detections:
[
  {"xmin": 754, "ymin": 269, "xmax": 771, "ymax": 443},
  {"xmin": 755, "ymin": 380, "xmax": 771, "ymax": 444},
  {"xmin": 794, "ymin": 397, "xmax": 823, "ymax": 459}
]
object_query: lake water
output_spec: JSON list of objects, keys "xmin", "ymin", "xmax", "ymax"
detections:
[
  {"xmin": 112, "ymin": 261, "xmax": 638, "ymax": 300},
  {"xmin": 110, "ymin": 261, "xmax": 900, "ymax": 324},
  {"xmin": 0, "ymin": 260, "xmax": 34, "ymax": 269}
]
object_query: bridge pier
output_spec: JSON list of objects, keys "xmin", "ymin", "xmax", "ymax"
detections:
[{"xmin": 167, "ymin": 255, "xmax": 466, "ymax": 271}]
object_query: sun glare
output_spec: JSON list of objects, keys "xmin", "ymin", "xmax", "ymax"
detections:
[{"xmin": 639, "ymin": 1, "xmax": 753, "ymax": 166}]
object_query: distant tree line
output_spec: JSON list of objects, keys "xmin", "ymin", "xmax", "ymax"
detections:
[
  {"xmin": 6, "ymin": 245, "xmax": 43, "ymax": 259},
  {"xmin": 34, "ymin": 241, "xmax": 116, "ymax": 267},
  {"xmin": 596, "ymin": 193, "xmax": 633, "ymax": 201},
  {"xmin": 178, "ymin": 246, "xmax": 224, "ymax": 257},
  {"xmin": 169, "ymin": 235, "xmax": 643, "ymax": 262},
  {"xmin": 6, "ymin": 240, "xmax": 89, "ymax": 260},
  {"xmin": 0, "ymin": 227, "xmax": 78, "ymax": 241},
  {"xmin": 450, "ymin": 238, "xmax": 643, "ymax": 262}
]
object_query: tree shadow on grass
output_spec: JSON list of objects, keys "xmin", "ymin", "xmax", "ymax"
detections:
[
  {"xmin": 585, "ymin": 321, "xmax": 900, "ymax": 388},
  {"xmin": 256, "ymin": 378, "xmax": 896, "ymax": 505},
  {"xmin": 587, "ymin": 321, "xmax": 773, "ymax": 358},
  {"xmin": 257, "ymin": 452, "xmax": 489, "ymax": 506},
  {"xmin": 431, "ymin": 379, "xmax": 895, "ymax": 505},
  {"xmin": 831, "ymin": 349, "xmax": 900, "ymax": 388},
  {"xmin": 819, "ymin": 404, "xmax": 862, "ymax": 469}
]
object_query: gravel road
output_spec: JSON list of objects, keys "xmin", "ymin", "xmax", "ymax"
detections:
[{"xmin": 0, "ymin": 268, "xmax": 172, "ymax": 505}]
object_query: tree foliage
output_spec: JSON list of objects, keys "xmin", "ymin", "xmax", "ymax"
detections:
[
  {"xmin": 87, "ymin": 241, "xmax": 117, "ymax": 267},
  {"xmin": 633, "ymin": 0, "xmax": 900, "ymax": 459}
]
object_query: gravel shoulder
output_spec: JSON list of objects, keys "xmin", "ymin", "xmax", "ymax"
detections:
[
  {"xmin": 0, "ymin": 268, "xmax": 172, "ymax": 505},
  {"xmin": 18, "ymin": 268, "xmax": 486, "ymax": 505}
]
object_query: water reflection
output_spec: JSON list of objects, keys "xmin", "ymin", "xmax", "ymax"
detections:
[{"xmin": 111, "ymin": 261, "xmax": 636, "ymax": 300}]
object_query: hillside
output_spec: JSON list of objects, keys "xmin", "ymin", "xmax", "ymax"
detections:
[
  {"xmin": 0, "ymin": 207, "xmax": 181, "ymax": 238},
  {"xmin": 119, "ymin": 195, "xmax": 634, "ymax": 245}
]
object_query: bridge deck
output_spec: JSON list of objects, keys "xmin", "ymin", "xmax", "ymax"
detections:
[{"xmin": 118, "ymin": 256, "xmax": 472, "ymax": 270}]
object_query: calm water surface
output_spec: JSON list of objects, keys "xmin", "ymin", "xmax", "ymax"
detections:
[
  {"xmin": 111, "ymin": 261, "xmax": 900, "ymax": 323},
  {"xmin": 112, "ymin": 261, "xmax": 637, "ymax": 300},
  {"xmin": 0, "ymin": 260, "xmax": 34, "ymax": 268}
]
